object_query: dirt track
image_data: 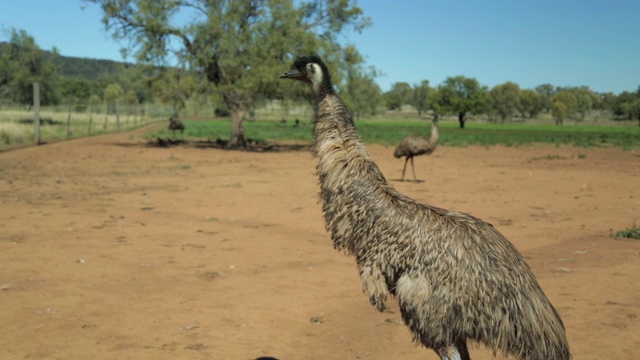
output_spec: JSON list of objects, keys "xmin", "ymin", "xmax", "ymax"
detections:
[{"xmin": 1, "ymin": 127, "xmax": 639, "ymax": 359}]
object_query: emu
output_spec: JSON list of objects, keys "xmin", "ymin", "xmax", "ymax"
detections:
[
  {"xmin": 393, "ymin": 116, "xmax": 439, "ymax": 182},
  {"xmin": 168, "ymin": 114, "xmax": 185, "ymax": 138},
  {"xmin": 279, "ymin": 55, "xmax": 570, "ymax": 360}
]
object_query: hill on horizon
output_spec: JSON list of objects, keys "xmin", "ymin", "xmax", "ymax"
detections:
[{"xmin": 0, "ymin": 41, "xmax": 132, "ymax": 81}]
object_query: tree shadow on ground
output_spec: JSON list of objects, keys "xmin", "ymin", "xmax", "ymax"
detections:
[{"xmin": 145, "ymin": 137, "xmax": 312, "ymax": 153}]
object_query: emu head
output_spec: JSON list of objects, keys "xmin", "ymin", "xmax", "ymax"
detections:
[{"xmin": 279, "ymin": 55, "xmax": 332, "ymax": 94}]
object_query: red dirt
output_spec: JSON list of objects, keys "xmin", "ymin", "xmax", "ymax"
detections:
[{"xmin": 1, "ymin": 128, "xmax": 639, "ymax": 360}]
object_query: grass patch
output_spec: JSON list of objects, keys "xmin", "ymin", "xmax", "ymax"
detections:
[
  {"xmin": 613, "ymin": 226, "xmax": 640, "ymax": 240},
  {"xmin": 0, "ymin": 122, "xmax": 31, "ymax": 145},
  {"xmin": 1, "ymin": 108, "xmax": 159, "ymax": 147},
  {"xmin": 147, "ymin": 118, "xmax": 640, "ymax": 149}
]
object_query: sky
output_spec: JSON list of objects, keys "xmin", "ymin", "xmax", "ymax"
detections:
[{"xmin": 1, "ymin": 0, "xmax": 638, "ymax": 94}]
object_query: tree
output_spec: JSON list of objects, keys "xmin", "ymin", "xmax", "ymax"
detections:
[
  {"xmin": 104, "ymin": 82, "xmax": 124, "ymax": 127},
  {"xmin": 553, "ymin": 90, "xmax": 578, "ymax": 121},
  {"xmin": 411, "ymin": 80, "xmax": 430, "ymax": 116},
  {"xmin": 60, "ymin": 77, "xmax": 92, "ymax": 104},
  {"xmin": 614, "ymin": 90, "xmax": 640, "ymax": 125},
  {"xmin": 565, "ymin": 86, "xmax": 597, "ymax": 121},
  {"xmin": 519, "ymin": 89, "xmax": 543, "ymax": 119},
  {"xmin": 619, "ymin": 99, "xmax": 640, "ymax": 125},
  {"xmin": 153, "ymin": 67, "xmax": 197, "ymax": 114},
  {"xmin": 490, "ymin": 81, "xmax": 521, "ymax": 122},
  {"xmin": 384, "ymin": 82, "xmax": 412, "ymax": 111},
  {"xmin": 0, "ymin": 28, "xmax": 60, "ymax": 106},
  {"xmin": 85, "ymin": 0, "xmax": 372, "ymax": 147},
  {"xmin": 597, "ymin": 92, "xmax": 617, "ymax": 113},
  {"xmin": 436, "ymin": 76, "xmax": 488, "ymax": 129},
  {"xmin": 535, "ymin": 84, "xmax": 555, "ymax": 113},
  {"xmin": 340, "ymin": 46, "xmax": 381, "ymax": 119},
  {"xmin": 551, "ymin": 100, "xmax": 567, "ymax": 125},
  {"xmin": 427, "ymin": 87, "xmax": 444, "ymax": 117}
]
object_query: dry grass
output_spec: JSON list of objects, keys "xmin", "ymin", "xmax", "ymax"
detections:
[
  {"xmin": 0, "ymin": 107, "xmax": 159, "ymax": 146},
  {"xmin": 0, "ymin": 122, "xmax": 31, "ymax": 145}
]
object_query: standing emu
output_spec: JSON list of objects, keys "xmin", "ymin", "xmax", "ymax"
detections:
[
  {"xmin": 393, "ymin": 116, "xmax": 439, "ymax": 182},
  {"xmin": 280, "ymin": 55, "xmax": 570, "ymax": 360},
  {"xmin": 168, "ymin": 114, "xmax": 185, "ymax": 138}
]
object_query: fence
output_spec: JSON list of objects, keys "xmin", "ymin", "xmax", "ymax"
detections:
[{"xmin": 0, "ymin": 101, "xmax": 176, "ymax": 147}]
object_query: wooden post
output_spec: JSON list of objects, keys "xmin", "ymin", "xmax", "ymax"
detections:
[
  {"xmin": 116, "ymin": 99, "xmax": 121, "ymax": 132},
  {"xmin": 103, "ymin": 102, "xmax": 108, "ymax": 131},
  {"xmin": 33, "ymin": 82, "xmax": 41, "ymax": 144},
  {"xmin": 66, "ymin": 102, "xmax": 73, "ymax": 139},
  {"xmin": 88, "ymin": 104, "xmax": 93, "ymax": 135}
]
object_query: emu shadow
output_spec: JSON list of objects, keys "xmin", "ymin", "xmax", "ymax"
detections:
[{"xmin": 390, "ymin": 178, "xmax": 425, "ymax": 183}]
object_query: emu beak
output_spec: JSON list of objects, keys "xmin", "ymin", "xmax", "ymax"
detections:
[{"xmin": 279, "ymin": 68, "xmax": 304, "ymax": 80}]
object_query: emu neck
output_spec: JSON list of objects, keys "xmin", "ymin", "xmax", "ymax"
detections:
[
  {"xmin": 429, "ymin": 122, "xmax": 439, "ymax": 144},
  {"xmin": 312, "ymin": 93, "xmax": 368, "ymax": 171},
  {"xmin": 312, "ymin": 92, "xmax": 392, "ymax": 254}
]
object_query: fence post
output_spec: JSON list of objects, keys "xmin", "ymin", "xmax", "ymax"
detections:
[
  {"xmin": 116, "ymin": 99, "xmax": 121, "ymax": 132},
  {"xmin": 88, "ymin": 104, "xmax": 93, "ymax": 135},
  {"xmin": 33, "ymin": 82, "xmax": 41, "ymax": 144},
  {"xmin": 66, "ymin": 102, "xmax": 73, "ymax": 139},
  {"xmin": 103, "ymin": 102, "xmax": 108, "ymax": 131}
]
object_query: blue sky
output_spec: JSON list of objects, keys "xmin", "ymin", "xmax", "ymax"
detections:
[{"xmin": 1, "ymin": 0, "xmax": 638, "ymax": 94}]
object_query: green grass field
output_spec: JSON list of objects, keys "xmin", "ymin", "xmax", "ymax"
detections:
[{"xmin": 150, "ymin": 118, "xmax": 640, "ymax": 149}]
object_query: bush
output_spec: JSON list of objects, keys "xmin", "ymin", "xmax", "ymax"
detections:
[{"xmin": 613, "ymin": 226, "xmax": 640, "ymax": 240}]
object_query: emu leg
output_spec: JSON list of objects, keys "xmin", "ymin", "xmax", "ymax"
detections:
[
  {"xmin": 410, "ymin": 157, "xmax": 417, "ymax": 182},
  {"xmin": 400, "ymin": 157, "xmax": 410, "ymax": 181},
  {"xmin": 435, "ymin": 340, "xmax": 470, "ymax": 360}
]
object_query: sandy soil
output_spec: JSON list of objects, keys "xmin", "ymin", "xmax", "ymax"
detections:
[{"xmin": 1, "ymin": 126, "xmax": 639, "ymax": 360}]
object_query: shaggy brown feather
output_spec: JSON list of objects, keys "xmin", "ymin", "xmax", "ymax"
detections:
[{"xmin": 280, "ymin": 55, "xmax": 570, "ymax": 360}]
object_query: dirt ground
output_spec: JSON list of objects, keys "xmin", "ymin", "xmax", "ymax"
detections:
[{"xmin": 1, "ymin": 125, "xmax": 639, "ymax": 360}]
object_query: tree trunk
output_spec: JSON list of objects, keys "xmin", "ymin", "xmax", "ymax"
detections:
[
  {"xmin": 224, "ymin": 92, "xmax": 247, "ymax": 148},
  {"xmin": 458, "ymin": 112, "xmax": 466, "ymax": 129},
  {"xmin": 228, "ymin": 105, "xmax": 246, "ymax": 148}
]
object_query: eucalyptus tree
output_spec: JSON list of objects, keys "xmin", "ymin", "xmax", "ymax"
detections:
[
  {"xmin": 384, "ymin": 82, "xmax": 412, "ymax": 111},
  {"xmin": 535, "ymin": 84, "xmax": 555, "ymax": 113},
  {"xmin": 340, "ymin": 46, "xmax": 381, "ymax": 119},
  {"xmin": 490, "ymin": 81, "xmax": 521, "ymax": 122},
  {"xmin": 519, "ymin": 89, "xmax": 543, "ymax": 119},
  {"xmin": 153, "ymin": 67, "xmax": 197, "ymax": 114},
  {"xmin": 436, "ymin": 76, "xmax": 488, "ymax": 129},
  {"xmin": 566, "ymin": 86, "xmax": 599, "ymax": 121},
  {"xmin": 0, "ymin": 28, "xmax": 60, "ymax": 106},
  {"xmin": 85, "ymin": 0, "xmax": 371, "ymax": 147},
  {"xmin": 553, "ymin": 90, "xmax": 578, "ymax": 121},
  {"xmin": 411, "ymin": 80, "xmax": 431, "ymax": 116}
]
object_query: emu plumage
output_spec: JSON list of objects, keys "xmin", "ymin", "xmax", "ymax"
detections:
[
  {"xmin": 393, "ymin": 117, "xmax": 439, "ymax": 182},
  {"xmin": 280, "ymin": 55, "xmax": 570, "ymax": 360}
]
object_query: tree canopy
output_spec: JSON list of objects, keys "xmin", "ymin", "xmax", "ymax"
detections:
[
  {"xmin": 436, "ymin": 76, "xmax": 488, "ymax": 128},
  {"xmin": 84, "ymin": 0, "xmax": 373, "ymax": 147},
  {"xmin": 0, "ymin": 28, "xmax": 60, "ymax": 106}
]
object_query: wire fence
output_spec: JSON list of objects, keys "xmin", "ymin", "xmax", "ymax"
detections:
[{"xmin": 0, "ymin": 102, "xmax": 177, "ymax": 147}]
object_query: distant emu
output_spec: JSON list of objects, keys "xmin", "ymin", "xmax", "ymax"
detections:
[
  {"xmin": 168, "ymin": 114, "xmax": 185, "ymax": 138},
  {"xmin": 280, "ymin": 55, "xmax": 570, "ymax": 360},
  {"xmin": 393, "ymin": 116, "xmax": 439, "ymax": 182}
]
